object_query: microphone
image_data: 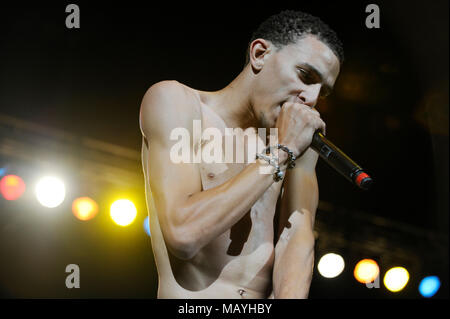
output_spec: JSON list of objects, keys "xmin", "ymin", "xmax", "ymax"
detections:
[{"xmin": 310, "ymin": 131, "xmax": 373, "ymax": 190}]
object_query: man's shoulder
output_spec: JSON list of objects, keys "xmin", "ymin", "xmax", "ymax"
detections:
[
  {"xmin": 140, "ymin": 80, "xmax": 201, "ymax": 136},
  {"xmin": 142, "ymin": 80, "xmax": 196, "ymax": 107}
]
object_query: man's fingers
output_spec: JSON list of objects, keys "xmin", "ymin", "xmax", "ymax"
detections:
[
  {"xmin": 310, "ymin": 107, "xmax": 320, "ymax": 116},
  {"xmin": 319, "ymin": 119, "xmax": 326, "ymax": 136}
]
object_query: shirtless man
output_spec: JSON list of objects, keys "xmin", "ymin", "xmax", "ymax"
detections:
[{"xmin": 139, "ymin": 10, "xmax": 343, "ymax": 299}]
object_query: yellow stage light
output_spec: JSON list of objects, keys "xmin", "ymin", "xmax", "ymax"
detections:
[
  {"xmin": 72, "ymin": 197, "xmax": 99, "ymax": 221},
  {"xmin": 354, "ymin": 259, "xmax": 380, "ymax": 284},
  {"xmin": 110, "ymin": 199, "xmax": 137, "ymax": 226},
  {"xmin": 384, "ymin": 267, "xmax": 409, "ymax": 292},
  {"xmin": 35, "ymin": 176, "xmax": 66, "ymax": 208}
]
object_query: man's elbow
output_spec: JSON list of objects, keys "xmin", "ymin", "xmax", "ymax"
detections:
[{"xmin": 165, "ymin": 225, "xmax": 200, "ymax": 261}]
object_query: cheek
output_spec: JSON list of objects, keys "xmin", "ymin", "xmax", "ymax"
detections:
[
  {"xmin": 271, "ymin": 54, "xmax": 297, "ymax": 86},
  {"xmin": 259, "ymin": 56, "xmax": 287, "ymax": 91},
  {"xmin": 254, "ymin": 58, "xmax": 297, "ymax": 109},
  {"xmin": 270, "ymin": 68, "xmax": 299, "ymax": 101}
]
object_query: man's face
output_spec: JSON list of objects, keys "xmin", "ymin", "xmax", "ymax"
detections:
[{"xmin": 251, "ymin": 35, "xmax": 341, "ymax": 129}]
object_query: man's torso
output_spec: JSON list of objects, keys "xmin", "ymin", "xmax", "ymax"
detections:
[{"xmin": 141, "ymin": 83, "xmax": 283, "ymax": 298}]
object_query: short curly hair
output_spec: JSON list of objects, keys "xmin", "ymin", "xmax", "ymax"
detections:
[{"xmin": 245, "ymin": 10, "xmax": 344, "ymax": 66}]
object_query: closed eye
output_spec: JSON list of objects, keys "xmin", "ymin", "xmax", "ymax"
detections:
[
  {"xmin": 297, "ymin": 66, "xmax": 333, "ymax": 99},
  {"xmin": 298, "ymin": 68, "xmax": 314, "ymax": 84}
]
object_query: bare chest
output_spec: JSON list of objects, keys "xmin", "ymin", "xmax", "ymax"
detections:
[{"xmin": 191, "ymin": 159, "xmax": 282, "ymax": 285}]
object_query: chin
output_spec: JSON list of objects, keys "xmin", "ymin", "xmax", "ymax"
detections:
[
  {"xmin": 258, "ymin": 111, "xmax": 275, "ymax": 128},
  {"xmin": 266, "ymin": 121, "xmax": 275, "ymax": 130}
]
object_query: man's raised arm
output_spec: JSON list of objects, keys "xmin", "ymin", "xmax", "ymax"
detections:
[
  {"xmin": 140, "ymin": 81, "xmax": 280, "ymax": 260},
  {"xmin": 271, "ymin": 148, "xmax": 320, "ymax": 298}
]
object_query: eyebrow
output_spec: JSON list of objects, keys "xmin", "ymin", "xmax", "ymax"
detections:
[{"xmin": 301, "ymin": 63, "xmax": 334, "ymax": 97}]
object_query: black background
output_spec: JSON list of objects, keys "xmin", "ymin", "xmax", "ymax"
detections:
[{"xmin": 0, "ymin": 1, "xmax": 448, "ymax": 299}]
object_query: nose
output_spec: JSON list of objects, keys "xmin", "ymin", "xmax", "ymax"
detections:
[{"xmin": 298, "ymin": 83, "xmax": 322, "ymax": 108}]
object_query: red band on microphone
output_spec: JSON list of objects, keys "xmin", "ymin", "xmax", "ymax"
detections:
[{"xmin": 355, "ymin": 172, "xmax": 370, "ymax": 186}]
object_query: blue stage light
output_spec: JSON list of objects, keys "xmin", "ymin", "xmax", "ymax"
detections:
[
  {"xmin": 144, "ymin": 216, "xmax": 151, "ymax": 237},
  {"xmin": 419, "ymin": 276, "xmax": 440, "ymax": 298}
]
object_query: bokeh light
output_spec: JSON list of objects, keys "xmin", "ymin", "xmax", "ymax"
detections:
[
  {"xmin": 110, "ymin": 199, "xmax": 137, "ymax": 226},
  {"xmin": 72, "ymin": 197, "xmax": 99, "ymax": 221},
  {"xmin": 383, "ymin": 267, "xmax": 410, "ymax": 292},
  {"xmin": 35, "ymin": 176, "xmax": 66, "ymax": 208},
  {"xmin": 143, "ymin": 216, "xmax": 151, "ymax": 236},
  {"xmin": 354, "ymin": 259, "xmax": 380, "ymax": 284},
  {"xmin": 317, "ymin": 253, "xmax": 345, "ymax": 278},
  {"xmin": 0, "ymin": 174, "xmax": 26, "ymax": 200},
  {"xmin": 419, "ymin": 276, "xmax": 440, "ymax": 298}
]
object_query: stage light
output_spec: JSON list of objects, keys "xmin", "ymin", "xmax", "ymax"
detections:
[
  {"xmin": 72, "ymin": 197, "xmax": 99, "ymax": 221},
  {"xmin": 317, "ymin": 253, "xmax": 345, "ymax": 278},
  {"xmin": 383, "ymin": 267, "xmax": 409, "ymax": 292},
  {"xmin": 144, "ymin": 216, "xmax": 151, "ymax": 236},
  {"xmin": 419, "ymin": 276, "xmax": 440, "ymax": 298},
  {"xmin": 0, "ymin": 174, "xmax": 26, "ymax": 200},
  {"xmin": 110, "ymin": 199, "xmax": 137, "ymax": 226},
  {"xmin": 35, "ymin": 176, "xmax": 66, "ymax": 208},
  {"xmin": 354, "ymin": 259, "xmax": 380, "ymax": 284}
]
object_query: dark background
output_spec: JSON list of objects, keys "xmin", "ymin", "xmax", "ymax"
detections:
[{"xmin": 0, "ymin": 1, "xmax": 448, "ymax": 299}]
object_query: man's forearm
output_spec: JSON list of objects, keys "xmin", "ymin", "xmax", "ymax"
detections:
[
  {"xmin": 272, "ymin": 150, "xmax": 319, "ymax": 298},
  {"xmin": 272, "ymin": 209, "xmax": 316, "ymax": 298},
  {"xmin": 175, "ymin": 156, "xmax": 287, "ymax": 259}
]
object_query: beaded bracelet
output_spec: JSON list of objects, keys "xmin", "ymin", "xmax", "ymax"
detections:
[
  {"xmin": 255, "ymin": 153, "xmax": 285, "ymax": 182},
  {"xmin": 259, "ymin": 144, "xmax": 297, "ymax": 169},
  {"xmin": 276, "ymin": 144, "xmax": 297, "ymax": 169}
]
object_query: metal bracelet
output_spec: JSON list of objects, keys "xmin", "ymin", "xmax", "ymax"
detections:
[
  {"xmin": 255, "ymin": 153, "xmax": 285, "ymax": 182},
  {"xmin": 259, "ymin": 144, "xmax": 296, "ymax": 169},
  {"xmin": 276, "ymin": 144, "xmax": 297, "ymax": 169}
]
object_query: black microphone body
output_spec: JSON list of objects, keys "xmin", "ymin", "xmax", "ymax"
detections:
[{"xmin": 310, "ymin": 131, "xmax": 373, "ymax": 190}]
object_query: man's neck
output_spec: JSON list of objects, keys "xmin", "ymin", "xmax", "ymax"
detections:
[{"xmin": 202, "ymin": 66, "xmax": 258, "ymax": 130}]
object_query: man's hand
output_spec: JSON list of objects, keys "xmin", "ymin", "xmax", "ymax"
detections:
[{"xmin": 276, "ymin": 102, "xmax": 326, "ymax": 158}]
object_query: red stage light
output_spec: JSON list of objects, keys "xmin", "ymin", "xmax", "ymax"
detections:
[{"xmin": 0, "ymin": 174, "xmax": 26, "ymax": 200}]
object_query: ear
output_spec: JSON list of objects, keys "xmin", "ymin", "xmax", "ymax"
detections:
[{"xmin": 249, "ymin": 38, "xmax": 273, "ymax": 72}]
